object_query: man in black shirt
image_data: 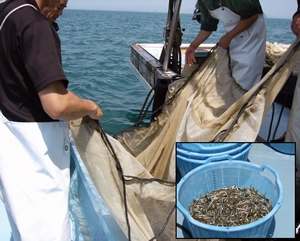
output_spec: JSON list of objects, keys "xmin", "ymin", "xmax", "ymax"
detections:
[{"xmin": 0, "ymin": 0, "xmax": 102, "ymax": 240}]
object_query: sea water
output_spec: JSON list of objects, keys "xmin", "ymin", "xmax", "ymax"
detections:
[{"xmin": 57, "ymin": 10, "xmax": 295, "ymax": 134}]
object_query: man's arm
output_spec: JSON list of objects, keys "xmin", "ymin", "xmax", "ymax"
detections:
[
  {"xmin": 185, "ymin": 30, "xmax": 212, "ymax": 65},
  {"xmin": 38, "ymin": 81, "xmax": 103, "ymax": 121}
]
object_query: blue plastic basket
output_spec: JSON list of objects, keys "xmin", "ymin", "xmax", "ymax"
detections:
[
  {"xmin": 176, "ymin": 143, "xmax": 253, "ymax": 177},
  {"xmin": 177, "ymin": 161, "xmax": 284, "ymax": 238}
]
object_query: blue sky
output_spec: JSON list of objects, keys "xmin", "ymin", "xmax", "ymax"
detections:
[{"xmin": 67, "ymin": 0, "xmax": 297, "ymax": 19}]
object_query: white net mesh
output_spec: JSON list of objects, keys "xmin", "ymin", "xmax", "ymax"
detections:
[{"xmin": 119, "ymin": 39, "xmax": 300, "ymax": 181}]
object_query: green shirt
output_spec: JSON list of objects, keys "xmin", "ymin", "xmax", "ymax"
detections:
[{"xmin": 197, "ymin": 0, "xmax": 264, "ymax": 31}]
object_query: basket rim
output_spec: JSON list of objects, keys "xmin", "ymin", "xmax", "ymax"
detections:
[
  {"xmin": 177, "ymin": 147, "xmax": 250, "ymax": 159},
  {"xmin": 176, "ymin": 144, "xmax": 253, "ymax": 162},
  {"xmin": 177, "ymin": 143, "xmax": 253, "ymax": 152},
  {"xmin": 176, "ymin": 153, "xmax": 249, "ymax": 165}
]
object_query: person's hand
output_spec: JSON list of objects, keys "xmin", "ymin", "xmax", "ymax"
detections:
[
  {"xmin": 291, "ymin": 13, "xmax": 300, "ymax": 37},
  {"xmin": 89, "ymin": 103, "xmax": 103, "ymax": 120},
  {"xmin": 218, "ymin": 34, "xmax": 232, "ymax": 49},
  {"xmin": 185, "ymin": 46, "xmax": 196, "ymax": 66}
]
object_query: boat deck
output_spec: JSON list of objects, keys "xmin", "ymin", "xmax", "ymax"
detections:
[{"xmin": 176, "ymin": 143, "xmax": 295, "ymax": 238}]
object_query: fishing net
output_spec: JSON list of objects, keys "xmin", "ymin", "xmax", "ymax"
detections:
[
  {"xmin": 265, "ymin": 41, "xmax": 300, "ymax": 75},
  {"xmin": 69, "ymin": 38, "xmax": 300, "ymax": 241},
  {"xmin": 69, "ymin": 117, "xmax": 176, "ymax": 241},
  {"xmin": 118, "ymin": 38, "xmax": 300, "ymax": 181},
  {"xmin": 265, "ymin": 42, "xmax": 290, "ymax": 66}
]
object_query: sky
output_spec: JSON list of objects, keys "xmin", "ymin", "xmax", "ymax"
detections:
[{"xmin": 66, "ymin": 0, "xmax": 297, "ymax": 20}]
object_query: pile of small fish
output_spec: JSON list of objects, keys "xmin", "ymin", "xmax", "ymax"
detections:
[{"xmin": 189, "ymin": 185, "xmax": 272, "ymax": 227}]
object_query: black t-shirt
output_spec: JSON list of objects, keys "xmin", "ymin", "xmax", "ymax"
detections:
[{"xmin": 0, "ymin": 0, "xmax": 69, "ymax": 122}]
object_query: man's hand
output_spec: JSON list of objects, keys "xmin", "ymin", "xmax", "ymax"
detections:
[
  {"xmin": 185, "ymin": 46, "xmax": 196, "ymax": 65},
  {"xmin": 218, "ymin": 33, "xmax": 232, "ymax": 49}
]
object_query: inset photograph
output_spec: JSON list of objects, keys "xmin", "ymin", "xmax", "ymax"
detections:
[{"xmin": 176, "ymin": 142, "xmax": 295, "ymax": 239}]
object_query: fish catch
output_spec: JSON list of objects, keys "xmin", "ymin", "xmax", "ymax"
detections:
[{"xmin": 189, "ymin": 185, "xmax": 272, "ymax": 227}]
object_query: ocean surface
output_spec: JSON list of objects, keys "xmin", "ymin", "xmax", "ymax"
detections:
[{"xmin": 57, "ymin": 10, "xmax": 295, "ymax": 134}]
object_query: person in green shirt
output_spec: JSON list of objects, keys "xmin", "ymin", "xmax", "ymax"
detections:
[{"xmin": 186, "ymin": 0, "xmax": 266, "ymax": 91}]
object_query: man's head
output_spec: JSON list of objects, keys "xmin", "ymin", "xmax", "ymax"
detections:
[
  {"xmin": 42, "ymin": 0, "xmax": 68, "ymax": 23},
  {"xmin": 36, "ymin": 0, "xmax": 60, "ymax": 10},
  {"xmin": 291, "ymin": 11, "xmax": 300, "ymax": 36}
]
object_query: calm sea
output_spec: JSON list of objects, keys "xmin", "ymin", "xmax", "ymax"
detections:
[{"xmin": 57, "ymin": 10, "xmax": 295, "ymax": 134}]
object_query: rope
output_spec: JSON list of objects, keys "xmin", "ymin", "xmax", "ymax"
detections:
[
  {"xmin": 159, "ymin": 43, "xmax": 218, "ymax": 106},
  {"xmin": 212, "ymin": 40, "xmax": 300, "ymax": 142},
  {"xmin": 124, "ymin": 175, "xmax": 175, "ymax": 185},
  {"xmin": 272, "ymin": 102, "xmax": 285, "ymax": 140},
  {"xmin": 85, "ymin": 118, "xmax": 176, "ymax": 241},
  {"xmin": 80, "ymin": 44, "xmax": 216, "ymax": 238},
  {"xmin": 266, "ymin": 102, "xmax": 285, "ymax": 142},
  {"xmin": 104, "ymin": 87, "xmax": 156, "ymax": 138},
  {"xmin": 96, "ymin": 121, "xmax": 132, "ymax": 241},
  {"xmin": 176, "ymin": 223, "xmax": 193, "ymax": 238},
  {"xmin": 149, "ymin": 204, "xmax": 176, "ymax": 241},
  {"xmin": 267, "ymin": 103, "xmax": 275, "ymax": 142},
  {"xmin": 103, "ymin": 43, "xmax": 217, "ymax": 139},
  {"xmin": 211, "ymin": 42, "xmax": 300, "ymax": 142},
  {"xmin": 134, "ymin": 87, "xmax": 155, "ymax": 127}
]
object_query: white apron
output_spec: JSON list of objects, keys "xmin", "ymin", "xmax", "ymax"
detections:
[
  {"xmin": 210, "ymin": 6, "xmax": 266, "ymax": 90},
  {"xmin": 0, "ymin": 112, "xmax": 71, "ymax": 241}
]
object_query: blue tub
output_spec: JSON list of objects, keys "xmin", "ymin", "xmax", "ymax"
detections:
[
  {"xmin": 177, "ymin": 161, "xmax": 284, "ymax": 238},
  {"xmin": 70, "ymin": 142, "xmax": 127, "ymax": 241},
  {"xmin": 176, "ymin": 143, "xmax": 253, "ymax": 177},
  {"xmin": 268, "ymin": 143, "xmax": 295, "ymax": 155}
]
